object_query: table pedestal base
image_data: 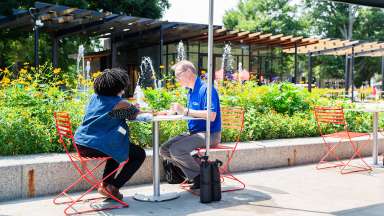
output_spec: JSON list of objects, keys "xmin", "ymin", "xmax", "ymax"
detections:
[
  {"xmin": 365, "ymin": 158, "xmax": 384, "ymax": 168},
  {"xmin": 133, "ymin": 192, "xmax": 180, "ymax": 202}
]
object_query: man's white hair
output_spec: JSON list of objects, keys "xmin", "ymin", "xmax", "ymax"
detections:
[{"xmin": 171, "ymin": 60, "xmax": 197, "ymax": 75}]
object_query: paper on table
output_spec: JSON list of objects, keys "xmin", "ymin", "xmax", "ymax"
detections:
[
  {"xmin": 135, "ymin": 113, "xmax": 154, "ymax": 122},
  {"xmin": 354, "ymin": 102, "xmax": 384, "ymax": 112},
  {"xmin": 154, "ymin": 115, "xmax": 185, "ymax": 121}
]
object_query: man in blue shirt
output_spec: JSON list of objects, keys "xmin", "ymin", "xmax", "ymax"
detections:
[{"xmin": 160, "ymin": 60, "xmax": 221, "ymax": 189}]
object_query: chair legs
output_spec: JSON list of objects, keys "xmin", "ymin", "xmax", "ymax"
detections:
[
  {"xmin": 54, "ymin": 159, "xmax": 129, "ymax": 215},
  {"xmin": 317, "ymin": 136, "xmax": 372, "ymax": 174},
  {"xmin": 316, "ymin": 139, "xmax": 345, "ymax": 170},
  {"xmin": 340, "ymin": 139, "xmax": 372, "ymax": 174}
]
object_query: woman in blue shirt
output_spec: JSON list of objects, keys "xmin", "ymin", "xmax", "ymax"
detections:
[{"xmin": 75, "ymin": 68, "xmax": 146, "ymax": 200}]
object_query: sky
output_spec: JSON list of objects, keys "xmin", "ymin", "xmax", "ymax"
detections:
[
  {"xmin": 162, "ymin": 0, "xmax": 239, "ymax": 25},
  {"xmin": 162, "ymin": 0, "xmax": 304, "ymax": 25}
]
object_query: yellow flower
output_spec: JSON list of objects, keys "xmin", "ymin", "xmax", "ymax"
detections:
[
  {"xmin": 53, "ymin": 68, "xmax": 61, "ymax": 74},
  {"xmin": 20, "ymin": 68, "xmax": 27, "ymax": 74},
  {"xmin": 92, "ymin": 71, "xmax": 102, "ymax": 79},
  {"xmin": 1, "ymin": 77, "xmax": 10, "ymax": 85},
  {"xmin": 27, "ymin": 75, "xmax": 32, "ymax": 80},
  {"xmin": 3, "ymin": 68, "xmax": 10, "ymax": 75}
]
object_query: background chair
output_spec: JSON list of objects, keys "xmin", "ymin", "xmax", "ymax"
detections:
[
  {"xmin": 53, "ymin": 112, "xmax": 129, "ymax": 215},
  {"xmin": 314, "ymin": 107, "xmax": 372, "ymax": 174}
]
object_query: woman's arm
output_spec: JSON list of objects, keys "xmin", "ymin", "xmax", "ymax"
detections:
[{"xmin": 109, "ymin": 100, "xmax": 140, "ymax": 120}]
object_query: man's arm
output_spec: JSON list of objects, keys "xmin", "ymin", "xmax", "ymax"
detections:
[{"xmin": 184, "ymin": 109, "xmax": 217, "ymax": 122}]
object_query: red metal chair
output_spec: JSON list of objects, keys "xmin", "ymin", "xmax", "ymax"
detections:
[
  {"xmin": 314, "ymin": 107, "xmax": 372, "ymax": 174},
  {"xmin": 53, "ymin": 112, "xmax": 129, "ymax": 215},
  {"xmin": 181, "ymin": 107, "xmax": 246, "ymax": 192}
]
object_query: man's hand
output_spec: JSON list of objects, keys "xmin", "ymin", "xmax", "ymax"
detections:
[{"xmin": 171, "ymin": 103, "xmax": 185, "ymax": 115}]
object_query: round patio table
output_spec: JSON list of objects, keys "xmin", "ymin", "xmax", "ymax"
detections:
[
  {"xmin": 348, "ymin": 103, "xmax": 384, "ymax": 167},
  {"xmin": 132, "ymin": 114, "xmax": 204, "ymax": 202}
]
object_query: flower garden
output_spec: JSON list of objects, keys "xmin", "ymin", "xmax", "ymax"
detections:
[{"xmin": 0, "ymin": 63, "xmax": 378, "ymax": 156}]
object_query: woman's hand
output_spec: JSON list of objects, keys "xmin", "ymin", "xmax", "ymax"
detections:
[{"xmin": 154, "ymin": 110, "xmax": 168, "ymax": 116}]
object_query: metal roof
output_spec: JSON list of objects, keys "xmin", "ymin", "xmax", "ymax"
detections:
[{"xmin": 331, "ymin": 0, "xmax": 384, "ymax": 8}]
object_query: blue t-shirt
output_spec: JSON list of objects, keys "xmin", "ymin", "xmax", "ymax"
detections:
[{"xmin": 187, "ymin": 77, "xmax": 221, "ymax": 133}]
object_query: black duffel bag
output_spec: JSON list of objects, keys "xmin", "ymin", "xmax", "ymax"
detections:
[
  {"xmin": 163, "ymin": 159, "xmax": 186, "ymax": 184},
  {"xmin": 200, "ymin": 155, "xmax": 223, "ymax": 203}
]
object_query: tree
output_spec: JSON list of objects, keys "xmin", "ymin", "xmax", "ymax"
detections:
[
  {"xmin": 0, "ymin": 0, "xmax": 170, "ymax": 18},
  {"xmin": 223, "ymin": 0, "xmax": 309, "ymax": 81},
  {"xmin": 223, "ymin": 0, "xmax": 308, "ymax": 36},
  {"xmin": 304, "ymin": 0, "xmax": 384, "ymax": 86}
]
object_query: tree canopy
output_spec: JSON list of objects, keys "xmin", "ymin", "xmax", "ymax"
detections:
[
  {"xmin": 224, "ymin": 0, "xmax": 384, "ymax": 86},
  {"xmin": 0, "ymin": 0, "xmax": 170, "ymax": 19}
]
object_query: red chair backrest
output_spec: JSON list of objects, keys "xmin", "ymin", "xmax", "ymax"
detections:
[
  {"xmin": 53, "ymin": 112, "xmax": 80, "ymax": 160},
  {"xmin": 314, "ymin": 107, "xmax": 346, "ymax": 125},
  {"xmin": 314, "ymin": 106, "xmax": 348, "ymax": 135},
  {"xmin": 221, "ymin": 107, "xmax": 245, "ymax": 133}
]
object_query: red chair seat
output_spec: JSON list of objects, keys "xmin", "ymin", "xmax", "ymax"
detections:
[
  {"xmin": 314, "ymin": 107, "xmax": 372, "ymax": 174},
  {"xmin": 323, "ymin": 131, "xmax": 369, "ymax": 139}
]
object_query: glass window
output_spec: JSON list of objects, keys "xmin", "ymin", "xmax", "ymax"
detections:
[
  {"xmin": 188, "ymin": 41, "xmax": 199, "ymax": 52},
  {"xmin": 189, "ymin": 53, "xmax": 198, "ymax": 67},
  {"xmin": 243, "ymin": 56, "xmax": 249, "ymax": 71},
  {"xmin": 200, "ymin": 42, "xmax": 208, "ymax": 53},
  {"xmin": 214, "ymin": 56, "xmax": 222, "ymax": 72},
  {"xmin": 167, "ymin": 43, "xmax": 177, "ymax": 54}
]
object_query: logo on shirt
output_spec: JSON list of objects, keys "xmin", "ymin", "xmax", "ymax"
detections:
[{"xmin": 192, "ymin": 101, "xmax": 199, "ymax": 106}]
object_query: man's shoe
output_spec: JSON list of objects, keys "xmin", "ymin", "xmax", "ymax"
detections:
[{"xmin": 189, "ymin": 175, "xmax": 200, "ymax": 190}]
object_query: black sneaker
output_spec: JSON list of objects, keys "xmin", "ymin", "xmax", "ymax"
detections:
[{"xmin": 190, "ymin": 175, "xmax": 200, "ymax": 189}]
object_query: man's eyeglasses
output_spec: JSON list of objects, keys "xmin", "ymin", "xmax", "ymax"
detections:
[{"xmin": 175, "ymin": 71, "xmax": 186, "ymax": 80}]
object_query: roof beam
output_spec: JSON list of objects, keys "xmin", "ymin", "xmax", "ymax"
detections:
[{"xmin": 311, "ymin": 41, "xmax": 360, "ymax": 56}]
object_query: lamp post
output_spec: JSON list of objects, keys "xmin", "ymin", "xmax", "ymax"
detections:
[{"xmin": 29, "ymin": 8, "xmax": 43, "ymax": 72}]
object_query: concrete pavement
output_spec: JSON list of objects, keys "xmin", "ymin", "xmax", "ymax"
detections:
[{"xmin": 1, "ymin": 162, "xmax": 383, "ymax": 216}]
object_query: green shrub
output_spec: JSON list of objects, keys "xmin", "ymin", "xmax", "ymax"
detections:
[{"xmin": 1, "ymin": 81, "xmax": 381, "ymax": 156}]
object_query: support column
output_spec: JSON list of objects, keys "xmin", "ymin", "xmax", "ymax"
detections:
[
  {"xmin": 52, "ymin": 36, "xmax": 59, "ymax": 68},
  {"xmin": 381, "ymin": 56, "xmax": 384, "ymax": 93},
  {"xmin": 308, "ymin": 53, "xmax": 312, "ymax": 92},
  {"xmin": 111, "ymin": 37, "xmax": 117, "ymax": 67},
  {"xmin": 165, "ymin": 44, "xmax": 169, "ymax": 76},
  {"xmin": 159, "ymin": 25, "xmax": 164, "ymax": 78},
  {"xmin": 351, "ymin": 47, "xmax": 355, "ymax": 102},
  {"xmin": 345, "ymin": 55, "xmax": 350, "ymax": 95},
  {"xmin": 34, "ymin": 25, "xmax": 39, "ymax": 68},
  {"xmin": 294, "ymin": 42, "xmax": 298, "ymax": 84},
  {"xmin": 248, "ymin": 45, "xmax": 252, "ymax": 72}
]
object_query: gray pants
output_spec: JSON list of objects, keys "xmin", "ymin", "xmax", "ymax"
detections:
[{"xmin": 160, "ymin": 132, "xmax": 221, "ymax": 179}]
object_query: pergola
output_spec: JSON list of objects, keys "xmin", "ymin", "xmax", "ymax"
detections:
[{"xmin": 283, "ymin": 39, "xmax": 384, "ymax": 98}]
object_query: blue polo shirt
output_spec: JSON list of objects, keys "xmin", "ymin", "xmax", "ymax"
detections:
[{"xmin": 187, "ymin": 77, "xmax": 221, "ymax": 133}]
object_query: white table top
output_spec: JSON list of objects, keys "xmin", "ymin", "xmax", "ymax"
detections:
[
  {"xmin": 347, "ymin": 103, "xmax": 384, "ymax": 113},
  {"xmin": 134, "ymin": 113, "xmax": 204, "ymax": 122}
]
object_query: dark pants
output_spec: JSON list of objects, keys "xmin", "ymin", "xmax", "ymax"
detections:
[{"xmin": 77, "ymin": 144, "xmax": 146, "ymax": 189}]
